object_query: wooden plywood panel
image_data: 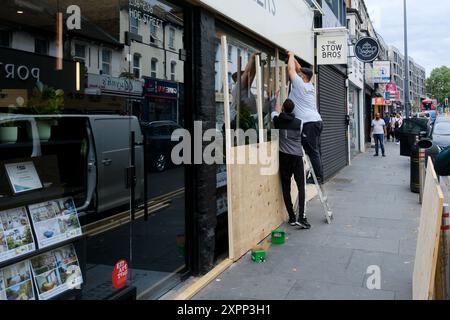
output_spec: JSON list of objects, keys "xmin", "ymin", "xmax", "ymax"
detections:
[{"xmin": 413, "ymin": 159, "xmax": 444, "ymax": 300}]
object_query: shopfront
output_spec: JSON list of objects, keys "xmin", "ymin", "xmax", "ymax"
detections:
[
  {"xmin": 0, "ymin": 0, "xmax": 190, "ymax": 300},
  {"xmin": 0, "ymin": 0, "xmax": 318, "ymax": 300}
]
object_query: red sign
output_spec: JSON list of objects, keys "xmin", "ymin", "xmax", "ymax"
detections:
[
  {"xmin": 385, "ymin": 82, "xmax": 397, "ymax": 93},
  {"xmin": 112, "ymin": 259, "xmax": 129, "ymax": 289},
  {"xmin": 374, "ymin": 97, "xmax": 385, "ymax": 106}
]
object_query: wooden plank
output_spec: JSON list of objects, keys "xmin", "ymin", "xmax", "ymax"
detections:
[
  {"xmin": 413, "ymin": 159, "xmax": 444, "ymax": 300},
  {"xmin": 174, "ymin": 259, "xmax": 233, "ymax": 300}
]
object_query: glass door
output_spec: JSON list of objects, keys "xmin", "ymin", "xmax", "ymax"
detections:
[{"xmin": 126, "ymin": 0, "xmax": 187, "ymax": 300}]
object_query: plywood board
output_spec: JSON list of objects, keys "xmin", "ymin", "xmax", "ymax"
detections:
[
  {"xmin": 227, "ymin": 142, "xmax": 317, "ymax": 261},
  {"xmin": 413, "ymin": 159, "xmax": 444, "ymax": 300}
]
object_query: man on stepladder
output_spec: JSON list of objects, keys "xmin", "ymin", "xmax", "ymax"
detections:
[
  {"xmin": 287, "ymin": 51, "xmax": 324, "ymax": 184},
  {"xmin": 272, "ymin": 99, "xmax": 310, "ymax": 230}
]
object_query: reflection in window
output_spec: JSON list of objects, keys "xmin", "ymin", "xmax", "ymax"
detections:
[
  {"xmin": 74, "ymin": 43, "xmax": 86, "ymax": 64},
  {"xmin": 168, "ymin": 28, "xmax": 175, "ymax": 49},
  {"xmin": 150, "ymin": 23, "xmax": 157, "ymax": 44},
  {"xmin": 101, "ymin": 49, "xmax": 112, "ymax": 75},
  {"xmin": 35, "ymin": 39, "xmax": 49, "ymax": 55},
  {"xmin": 133, "ymin": 54, "xmax": 141, "ymax": 79},
  {"xmin": 131, "ymin": 16, "xmax": 139, "ymax": 34},
  {"xmin": 170, "ymin": 61, "xmax": 176, "ymax": 81},
  {"xmin": 151, "ymin": 58, "xmax": 158, "ymax": 78},
  {"xmin": 0, "ymin": 30, "xmax": 11, "ymax": 47}
]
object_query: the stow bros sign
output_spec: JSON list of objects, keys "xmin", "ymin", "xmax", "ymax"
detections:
[{"xmin": 317, "ymin": 33, "xmax": 348, "ymax": 65}]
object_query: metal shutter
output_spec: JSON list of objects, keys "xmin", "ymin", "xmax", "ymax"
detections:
[{"xmin": 318, "ymin": 65, "xmax": 348, "ymax": 181}]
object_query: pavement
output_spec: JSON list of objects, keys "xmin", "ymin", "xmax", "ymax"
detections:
[{"xmin": 193, "ymin": 142, "xmax": 422, "ymax": 300}]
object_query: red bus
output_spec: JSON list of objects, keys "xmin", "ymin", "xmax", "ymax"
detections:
[{"xmin": 421, "ymin": 99, "xmax": 436, "ymax": 111}]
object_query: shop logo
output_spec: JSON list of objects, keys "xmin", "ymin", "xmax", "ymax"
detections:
[
  {"xmin": 355, "ymin": 37, "xmax": 380, "ymax": 63},
  {"xmin": 66, "ymin": 5, "xmax": 81, "ymax": 30}
]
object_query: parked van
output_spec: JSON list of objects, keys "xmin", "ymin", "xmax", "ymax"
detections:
[{"xmin": 0, "ymin": 114, "xmax": 144, "ymax": 214}]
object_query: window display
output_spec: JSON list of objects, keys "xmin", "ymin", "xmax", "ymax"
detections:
[
  {"xmin": 0, "ymin": 207, "xmax": 36, "ymax": 263},
  {"xmin": 30, "ymin": 244, "xmax": 82, "ymax": 300},
  {"xmin": 28, "ymin": 198, "xmax": 81, "ymax": 249},
  {"xmin": 5, "ymin": 161, "xmax": 43, "ymax": 194},
  {"xmin": 0, "ymin": 260, "xmax": 35, "ymax": 300}
]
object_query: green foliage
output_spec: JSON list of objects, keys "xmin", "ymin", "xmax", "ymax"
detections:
[
  {"xmin": 28, "ymin": 81, "xmax": 64, "ymax": 114},
  {"xmin": 426, "ymin": 66, "xmax": 450, "ymax": 103}
]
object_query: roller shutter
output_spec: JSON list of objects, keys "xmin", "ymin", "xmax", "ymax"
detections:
[{"xmin": 318, "ymin": 65, "xmax": 348, "ymax": 181}]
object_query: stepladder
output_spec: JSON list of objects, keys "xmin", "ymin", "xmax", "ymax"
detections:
[{"xmin": 294, "ymin": 154, "xmax": 333, "ymax": 224}]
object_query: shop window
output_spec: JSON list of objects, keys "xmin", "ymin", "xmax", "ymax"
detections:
[
  {"xmin": 74, "ymin": 43, "xmax": 86, "ymax": 64},
  {"xmin": 227, "ymin": 45, "xmax": 232, "ymax": 62},
  {"xmin": 151, "ymin": 58, "xmax": 158, "ymax": 78},
  {"xmin": 101, "ymin": 49, "xmax": 112, "ymax": 75},
  {"xmin": 133, "ymin": 54, "xmax": 141, "ymax": 79},
  {"xmin": 0, "ymin": 30, "xmax": 11, "ymax": 47},
  {"xmin": 168, "ymin": 28, "xmax": 175, "ymax": 50},
  {"xmin": 131, "ymin": 16, "xmax": 139, "ymax": 34}
]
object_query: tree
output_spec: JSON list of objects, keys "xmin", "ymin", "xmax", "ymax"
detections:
[{"xmin": 426, "ymin": 66, "xmax": 450, "ymax": 104}]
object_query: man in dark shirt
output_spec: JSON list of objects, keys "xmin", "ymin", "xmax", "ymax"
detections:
[{"xmin": 272, "ymin": 99, "xmax": 310, "ymax": 229}]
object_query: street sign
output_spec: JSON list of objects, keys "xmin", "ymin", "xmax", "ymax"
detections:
[
  {"xmin": 317, "ymin": 33, "xmax": 348, "ymax": 65},
  {"xmin": 372, "ymin": 61, "xmax": 391, "ymax": 83},
  {"xmin": 355, "ymin": 37, "xmax": 380, "ymax": 63}
]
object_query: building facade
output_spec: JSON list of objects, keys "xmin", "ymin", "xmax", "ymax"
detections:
[{"xmin": 0, "ymin": 0, "xmax": 325, "ymax": 301}]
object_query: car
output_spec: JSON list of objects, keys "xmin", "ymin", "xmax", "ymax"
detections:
[
  {"xmin": 431, "ymin": 117, "xmax": 450, "ymax": 149},
  {"xmin": 140, "ymin": 121, "xmax": 182, "ymax": 172}
]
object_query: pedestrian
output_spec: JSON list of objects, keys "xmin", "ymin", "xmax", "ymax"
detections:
[
  {"xmin": 394, "ymin": 112, "xmax": 403, "ymax": 144},
  {"xmin": 383, "ymin": 113, "xmax": 391, "ymax": 142},
  {"xmin": 389, "ymin": 113, "xmax": 396, "ymax": 142},
  {"xmin": 272, "ymin": 99, "xmax": 310, "ymax": 229},
  {"xmin": 371, "ymin": 113, "xmax": 387, "ymax": 157},
  {"xmin": 287, "ymin": 51, "xmax": 324, "ymax": 184}
]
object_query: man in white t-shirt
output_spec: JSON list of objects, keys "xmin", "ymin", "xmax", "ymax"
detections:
[
  {"xmin": 371, "ymin": 113, "xmax": 387, "ymax": 157},
  {"xmin": 287, "ymin": 51, "xmax": 324, "ymax": 183}
]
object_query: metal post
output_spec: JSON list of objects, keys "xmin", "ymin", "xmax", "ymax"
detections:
[
  {"xmin": 439, "ymin": 204, "xmax": 450, "ymax": 300},
  {"xmin": 419, "ymin": 148, "xmax": 426, "ymax": 204},
  {"xmin": 403, "ymin": 0, "xmax": 411, "ymax": 118}
]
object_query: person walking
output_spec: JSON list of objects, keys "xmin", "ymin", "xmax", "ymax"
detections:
[
  {"xmin": 383, "ymin": 113, "xmax": 392, "ymax": 142},
  {"xmin": 287, "ymin": 51, "xmax": 324, "ymax": 184},
  {"xmin": 394, "ymin": 112, "xmax": 403, "ymax": 144},
  {"xmin": 272, "ymin": 99, "xmax": 310, "ymax": 229},
  {"xmin": 371, "ymin": 113, "xmax": 387, "ymax": 157}
]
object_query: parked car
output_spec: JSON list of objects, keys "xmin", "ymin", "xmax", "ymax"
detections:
[
  {"xmin": 431, "ymin": 117, "xmax": 450, "ymax": 149},
  {"xmin": 0, "ymin": 114, "xmax": 144, "ymax": 214},
  {"xmin": 140, "ymin": 121, "xmax": 182, "ymax": 172}
]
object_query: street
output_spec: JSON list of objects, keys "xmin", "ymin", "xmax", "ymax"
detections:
[{"xmin": 193, "ymin": 142, "xmax": 421, "ymax": 300}]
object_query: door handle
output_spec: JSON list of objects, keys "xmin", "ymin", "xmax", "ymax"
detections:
[{"xmin": 102, "ymin": 159, "xmax": 112, "ymax": 166}]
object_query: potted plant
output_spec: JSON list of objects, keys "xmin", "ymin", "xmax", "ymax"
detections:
[
  {"xmin": 27, "ymin": 81, "xmax": 64, "ymax": 141},
  {"xmin": 0, "ymin": 121, "xmax": 19, "ymax": 144}
]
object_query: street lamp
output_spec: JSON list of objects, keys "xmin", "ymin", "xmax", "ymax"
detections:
[{"xmin": 403, "ymin": 0, "xmax": 411, "ymax": 118}]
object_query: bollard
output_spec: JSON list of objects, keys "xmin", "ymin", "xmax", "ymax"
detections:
[{"xmin": 419, "ymin": 149, "xmax": 426, "ymax": 204}]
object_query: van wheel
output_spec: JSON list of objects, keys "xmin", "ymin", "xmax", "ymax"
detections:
[{"xmin": 154, "ymin": 153, "xmax": 167, "ymax": 172}]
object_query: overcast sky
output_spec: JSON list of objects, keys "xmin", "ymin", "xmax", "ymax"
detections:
[{"xmin": 364, "ymin": 0, "xmax": 450, "ymax": 77}]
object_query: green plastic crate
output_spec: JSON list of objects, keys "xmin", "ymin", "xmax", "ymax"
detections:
[
  {"xmin": 271, "ymin": 230, "xmax": 286, "ymax": 245},
  {"xmin": 251, "ymin": 249, "xmax": 266, "ymax": 263}
]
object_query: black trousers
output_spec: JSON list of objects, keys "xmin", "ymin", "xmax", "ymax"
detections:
[
  {"xmin": 302, "ymin": 121, "xmax": 324, "ymax": 180},
  {"xmin": 279, "ymin": 152, "xmax": 306, "ymax": 222}
]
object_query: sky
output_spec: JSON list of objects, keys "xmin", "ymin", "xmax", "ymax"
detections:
[{"xmin": 364, "ymin": 0, "xmax": 450, "ymax": 77}]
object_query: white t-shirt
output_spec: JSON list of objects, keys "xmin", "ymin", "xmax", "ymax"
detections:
[
  {"xmin": 372, "ymin": 119, "xmax": 386, "ymax": 135},
  {"xmin": 289, "ymin": 74, "xmax": 322, "ymax": 124}
]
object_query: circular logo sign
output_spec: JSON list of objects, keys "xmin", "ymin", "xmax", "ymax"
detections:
[
  {"xmin": 112, "ymin": 259, "xmax": 129, "ymax": 289},
  {"xmin": 355, "ymin": 37, "xmax": 380, "ymax": 63}
]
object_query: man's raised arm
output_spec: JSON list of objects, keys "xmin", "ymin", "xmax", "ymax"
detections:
[{"xmin": 287, "ymin": 51, "xmax": 300, "ymax": 82}]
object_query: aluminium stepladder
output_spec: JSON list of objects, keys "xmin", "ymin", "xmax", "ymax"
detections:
[{"xmin": 294, "ymin": 154, "xmax": 333, "ymax": 224}]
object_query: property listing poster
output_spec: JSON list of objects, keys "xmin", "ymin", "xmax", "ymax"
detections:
[
  {"xmin": 0, "ymin": 207, "xmax": 36, "ymax": 263},
  {"xmin": 28, "ymin": 197, "xmax": 82, "ymax": 249},
  {"xmin": 0, "ymin": 260, "xmax": 35, "ymax": 300},
  {"xmin": 30, "ymin": 244, "xmax": 83, "ymax": 300}
]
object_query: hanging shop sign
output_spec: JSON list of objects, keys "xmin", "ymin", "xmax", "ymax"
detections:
[
  {"xmin": 198, "ymin": 0, "xmax": 314, "ymax": 64},
  {"xmin": 87, "ymin": 74, "xmax": 143, "ymax": 97},
  {"xmin": 355, "ymin": 37, "xmax": 380, "ymax": 63},
  {"xmin": 385, "ymin": 82, "xmax": 397, "ymax": 93},
  {"xmin": 372, "ymin": 61, "xmax": 391, "ymax": 83},
  {"xmin": 0, "ymin": 47, "xmax": 81, "ymax": 92},
  {"xmin": 144, "ymin": 78, "xmax": 178, "ymax": 100},
  {"xmin": 317, "ymin": 33, "xmax": 348, "ymax": 65},
  {"xmin": 373, "ymin": 97, "xmax": 385, "ymax": 106}
]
